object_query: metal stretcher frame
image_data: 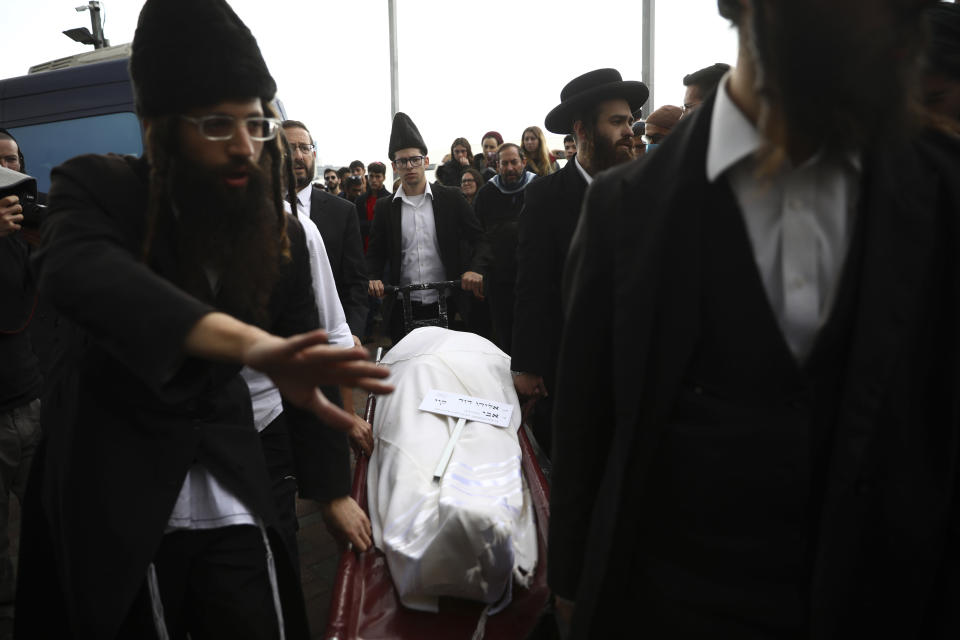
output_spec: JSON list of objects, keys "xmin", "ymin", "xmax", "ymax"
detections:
[
  {"xmin": 388, "ymin": 280, "xmax": 461, "ymax": 337},
  {"xmin": 325, "ymin": 285, "xmax": 552, "ymax": 639}
]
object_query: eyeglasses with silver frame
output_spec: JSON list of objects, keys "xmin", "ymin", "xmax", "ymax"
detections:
[
  {"xmin": 287, "ymin": 143, "xmax": 316, "ymax": 154},
  {"xmin": 181, "ymin": 115, "xmax": 282, "ymax": 142}
]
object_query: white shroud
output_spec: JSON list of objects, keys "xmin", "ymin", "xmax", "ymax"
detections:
[{"xmin": 368, "ymin": 327, "xmax": 537, "ymax": 613}]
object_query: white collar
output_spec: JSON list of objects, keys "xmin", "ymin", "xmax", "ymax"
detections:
[
  {"xmin": 706, "ymin": 73, "xmax": 764, "ymax": 184},
  {"xmin": 393, "ymin": 179, "xmax": 434, "ymax": 204},
  {"xmin": 573, "ymin": 155, "xmax": 593, "ymax": 185},
  {"xmin": 706, "ymin": 72, "xmax": 862, "ymax": 182}
]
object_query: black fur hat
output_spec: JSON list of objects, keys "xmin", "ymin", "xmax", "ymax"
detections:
[
  {"xmin": 388, "ymin": 112, "xmax": 428, "ymax": 161},
  {"xmin": 129, "ymin": 0, "xmax": 276, "ymax": 117}
]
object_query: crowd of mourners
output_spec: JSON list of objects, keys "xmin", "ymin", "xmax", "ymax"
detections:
[{"xmin": 0, "ymin": 0, "xmax": 959, "ymax": 638}]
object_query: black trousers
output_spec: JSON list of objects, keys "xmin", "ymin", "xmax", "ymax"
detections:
[{"xmin": 119, "ymin": 526, "xmax": 281, "ymax": 640}]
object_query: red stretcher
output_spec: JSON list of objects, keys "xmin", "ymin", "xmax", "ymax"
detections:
[{"xmin": 324, "ymin": 385, "xmax": 552, "ymax": 639}]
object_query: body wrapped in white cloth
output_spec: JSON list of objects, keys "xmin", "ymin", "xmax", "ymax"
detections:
[{"xmin": 368, "ymin": 327, "xmax": 538, "ymax": 613}]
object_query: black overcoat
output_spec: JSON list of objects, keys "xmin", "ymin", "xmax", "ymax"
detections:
[
  {"xmin": 551, "ymin": 96, "xmax": 960, "ymax": 638},
  {"xmin": 472, "ymin": 180, "xmax": 528, "ymax": 283},
  {"xmin": 17, "ymin": 154, "xmax": 324, "ymax": 639},
  {"xmin": 510, "ymin": 159, "xmax": 587, "ymax": 384},
  {"xmin": 306, "ymin": 185, "xmax": 368, "ymax": 336}
]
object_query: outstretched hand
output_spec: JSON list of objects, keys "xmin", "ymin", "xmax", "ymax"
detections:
[{"xmin": 244, "ymin": 329, "xmax": 393, "ymax": 433}]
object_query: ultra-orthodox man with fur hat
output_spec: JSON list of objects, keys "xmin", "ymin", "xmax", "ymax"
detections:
[{"xmin": 14, "ymin": 0, "xmax": 391, "ymax": 637}]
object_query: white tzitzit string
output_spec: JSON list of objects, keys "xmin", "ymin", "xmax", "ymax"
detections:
[
  {"xmin": 470, "ymin": 604, "xmax": 492, "ymax": 640},
  {"xmin": 258, "ymin": 522, "xmax": 287, "ymax": 640},
  {"xmin": 146, "ymin": 562, "xmax": 170, "ymax": 640}
]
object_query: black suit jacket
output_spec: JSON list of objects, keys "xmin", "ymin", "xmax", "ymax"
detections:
[
  {"xmin": 551, "ymin": 94, "xmax": 960, "ymax": 639},
  {"xmin": 307, "ymin": 185, "xmax": 368, "ymax": 336},
  {"xmin": 511, "ymin": 158, "xmax": 587, "ymax": 384},
  {"xmin": 365, "ymin": 182, "xmax": 484, "ymax": 285}
]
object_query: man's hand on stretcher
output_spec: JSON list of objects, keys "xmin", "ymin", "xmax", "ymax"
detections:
[
  {"xmin": 461, "ymin": 271, "xmax": 483, "ymax": 299},
  {"xmin": 369, "ymin": 279, "xmax": 385, "ymax": 298},
  {"xmin": 368, "ymin": 275, "xmax": 485, "ymax": 299},
  {"xmin": 513, "ymin": 372, "xmax": 547, "ymax": 399},
  {"xmin": 184, "ymin": 312, "xmax": 393, "ymax": 435},
  {"xmin": 321, "ymin": 496, "xmax": 373, "ymax": 552},
  {"xmin": 349, "ymin": 413, "xmax": 374, "ymax": 456}
]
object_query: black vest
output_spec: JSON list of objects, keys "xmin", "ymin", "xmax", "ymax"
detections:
[{"xmin": 630, "ymin": 180, "xmax": 865, "ymax": 638}]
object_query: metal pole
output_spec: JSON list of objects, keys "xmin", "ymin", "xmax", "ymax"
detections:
[
  {"xmin": 388, "ymin": 0, "xmax": 400, "ymax": 118},
  {"xmin": 89, "ymin": 1, "xmax": 108, "ymax": 49},
  {"xmin": 641, "ymin": 0, "xmax": 655, "ymax": 117}
]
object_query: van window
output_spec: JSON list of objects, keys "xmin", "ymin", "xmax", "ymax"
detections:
[{"xmin": 9, "ymin": 112, "xmax": 142, "ymax": 193}]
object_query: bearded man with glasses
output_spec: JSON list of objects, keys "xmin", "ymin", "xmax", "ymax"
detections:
[
  {"xmin": 13, "ymin": 0, "xmax": 392, "ymax": 638},
  {"xmin": 366, "ymin": 112, "xmax": 486, "ymax": 344}
]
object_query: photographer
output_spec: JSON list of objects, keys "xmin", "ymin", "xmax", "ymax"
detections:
[
  {"xmin": 0, "ymin": 130, "xmax": 44, "ymax": 242},
  {"xmin": 0, "ymin": 132, "xmax": 24, "ymax": 237},
  {"xmin": 0, "ymin": 128, "xmax": 40, "ymax": 640},
  {"xmin": 0, "ymin": 193, "xmax": 21, "ymax": 237}
]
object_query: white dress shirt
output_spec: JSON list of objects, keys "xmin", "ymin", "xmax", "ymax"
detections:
[
  {"xmin": 706, "ymin": 75, "xmax": 861, "ymax": 362},
  {"xmin": 395, "ymin": 182, "xmax": 445, "ymax": 303},
  {"xmin": 295, "ymin": 183, "xmax": 313, "ymax": 217}
]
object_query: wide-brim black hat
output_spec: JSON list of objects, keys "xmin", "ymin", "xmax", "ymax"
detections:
[
  {"xmin": 545, "ymin": 68, "xmax": 649, "ymax": 134},
  {"xmin": 388, "ymin": 112, "xmax": 428, "ymax": 160},
  {"xmin": 130, "ymin": 0, "xmax": 276, "ymax": 117}
]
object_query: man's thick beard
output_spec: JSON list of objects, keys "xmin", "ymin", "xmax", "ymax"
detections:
[
  {"xmin": 294, "ymin": 157, "xmax": 315, "ymax": 190},
  {"xmin": 169, "ymin": 155, "xmax": 281, "ymax": 325},
  {"xmin": 751, "ymin": 0, "xmax": 925, "ymax": 162},
  {"xmin": 500, "ymin": 170, "xmax": 523, "ymax": 187},
  {"xmin": 582, "ymin": 129, "xmax": 636, "ymax": 173}
]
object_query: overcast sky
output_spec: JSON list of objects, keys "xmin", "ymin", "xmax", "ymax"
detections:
[{"xmin": 2, "ymin": 0, "xmax": 737, "ymax": 168}]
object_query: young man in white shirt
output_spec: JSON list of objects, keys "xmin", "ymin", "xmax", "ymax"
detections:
[{"xmin": 366, "ymin": 112, "xmax": 485, "ymax": 344}]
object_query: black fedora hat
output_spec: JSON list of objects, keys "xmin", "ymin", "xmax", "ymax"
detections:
[{"xmin": 545, "ymin": 68, "xmax": 649, "ymax": 134}]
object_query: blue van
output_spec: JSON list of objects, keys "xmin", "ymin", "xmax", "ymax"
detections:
[
  {"xmin": 0, "ymin": 45, "xmax": 142, "ymax": 193},
  {"xmin": 0, "ymin": 44, "xmax": 288, "ymax": 193}
]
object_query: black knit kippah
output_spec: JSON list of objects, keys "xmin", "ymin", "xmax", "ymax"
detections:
[{"xmin": 130, "ymin": 0, "xmax": 277, "ymax": 117}]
